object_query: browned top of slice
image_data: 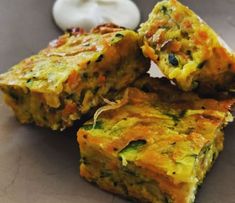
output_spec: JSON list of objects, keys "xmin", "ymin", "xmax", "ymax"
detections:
[{"xmin": 0, "ymin": 24, "xmax": 142, "ymax": 94}]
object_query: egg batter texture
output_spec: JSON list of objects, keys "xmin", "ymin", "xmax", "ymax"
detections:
[
  {"xmin": 77, "ymin": 76, "xmax": 234, "ymax": 203},
  {"xmin": 139, "ymin": 0, "xmax": 235, "ymax": 94},
  {"xmin": 0, "ymin": 24, "xmax": 149, "ymax": 130}
]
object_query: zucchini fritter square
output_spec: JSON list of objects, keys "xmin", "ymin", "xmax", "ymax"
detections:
[
  {"xmin": 0, "ymin": 24, "xmax": 149, "ymax": 130},
  {"xmin": 139, "ymin": 0, "xmax": 235, "ymax": 94},
  {"xmin": 78, "ymin": 76, "xmax": 234, "ymax": 203}
]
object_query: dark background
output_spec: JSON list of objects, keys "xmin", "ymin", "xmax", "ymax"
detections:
[{"xmin": 0, "ymin": 1, "xmax": 235, "ymax": 202}]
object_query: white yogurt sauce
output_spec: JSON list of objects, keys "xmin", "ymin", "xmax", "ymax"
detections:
[{"xmin": 53, "ymin": 0, "xmax": 140, "ymax": 31}]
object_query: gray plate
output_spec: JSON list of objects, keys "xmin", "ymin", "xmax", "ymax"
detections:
[{"xmin": 0, "ymin": 1, "xmax": 235, "ymax": 202}]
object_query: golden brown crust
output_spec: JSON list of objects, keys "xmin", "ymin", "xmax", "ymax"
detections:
[
  {"xmin": 139, "ymin": 0, "xmax": 235, "ymax": 94},
  {"xmin": 78, "ymin": 76, "xmax": 234, "ymax": 202},
  {"xmin": 0, "ymin": 26, "xmax": 149, "ymax": 130},
  {"xmin": 91, "ymin": 23, "xmax": 125, "ymax": 34}
]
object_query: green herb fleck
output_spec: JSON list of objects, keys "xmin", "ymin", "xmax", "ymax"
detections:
[
  {"xmin": 192, "ymin": 81, "xmax": 199, "ymax": 90},
  {"xmin": 115, "ymin": 33, "xmax": 124, "ymax": 38},
  {"xmin": 179, "ymin": 110, "xmax": 187, "ymax": 118},
  {"xmin": 165, "ymin": 113, "xmax": 180, "ymax": 122},
  {"xmin": 83, "ymin": 43, "xmax": 90, "ymax": 47},
  {"xmin": 80, "ymin": 157, "xmax": 88, "ymax": 165},
  {"xmin": 168, "ymin": 53, "xmax": 179, "ymax": 67},
  {"xmin": 82, "ymin": 72, "xmax": 88, "ymax": 81},
  {"xmin": 119, "ymin": 140, "xmax": 147, "ymax": 166},
  {"xmin": 120, "ymin": 140, "xmax": 147, "ymax": 154},
  {"xmin": 92, "ymin": 86, "xmax": 99, "ymax": 94},
  {"xmin": 165, "ymin": 196, "xmax": 173, "ymax": 203},
  {"xmin": 95, "ymin": 54, "xmax": 104, "ymax": 62},
  {"xmin": 212, "ymin": 152, "xmax": 217, "ymax": 162},
  {"xmin": 26, "ymin": 78, "xmax": 33, "ymax": 87},
  {"xmin": 197, "ymin": 60, "xmax": 207, "ymax": 69},
  {"xmin": 111, "ymin": 33, "xmax": 125, "ymax": 45},
  {"xmin": 181, "ymin": 31, "xmax": 189, "ymax": 39},
  {"xmin": 165, "ymin": 110, "xmax": 186, "ymax": 125},
  {"xmin": 161, "ymin": 6, "xmax": 168, "ymax": 14},
  {"xmin": 186, "ymin": 50, "xmax": 193, "ymax": 60}
]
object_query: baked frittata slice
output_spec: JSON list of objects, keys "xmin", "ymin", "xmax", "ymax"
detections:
[
  {"xmin": 0, "ymin": 24, "xmax": 149, "ymax": 130},
  {"xmin": 139, "ymin": 0, "xmax": 235, "ymax": 94},
  {"xmin": 77, "ymin": 76, "xmax": 234, "ymax": 203}
]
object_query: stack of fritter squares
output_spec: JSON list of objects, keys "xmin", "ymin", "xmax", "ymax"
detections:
[
  {"xmin": 0, "ymin": 24, "xmax": 149, "ymax": 130},
  {"xmin": 1, "ymin": 1, "xmax": 235, "ymax": 202}
]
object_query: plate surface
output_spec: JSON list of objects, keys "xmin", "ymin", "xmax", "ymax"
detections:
[{"xmin": 0, "ymin": 1, "xmax": 235, "ymax": 202}]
